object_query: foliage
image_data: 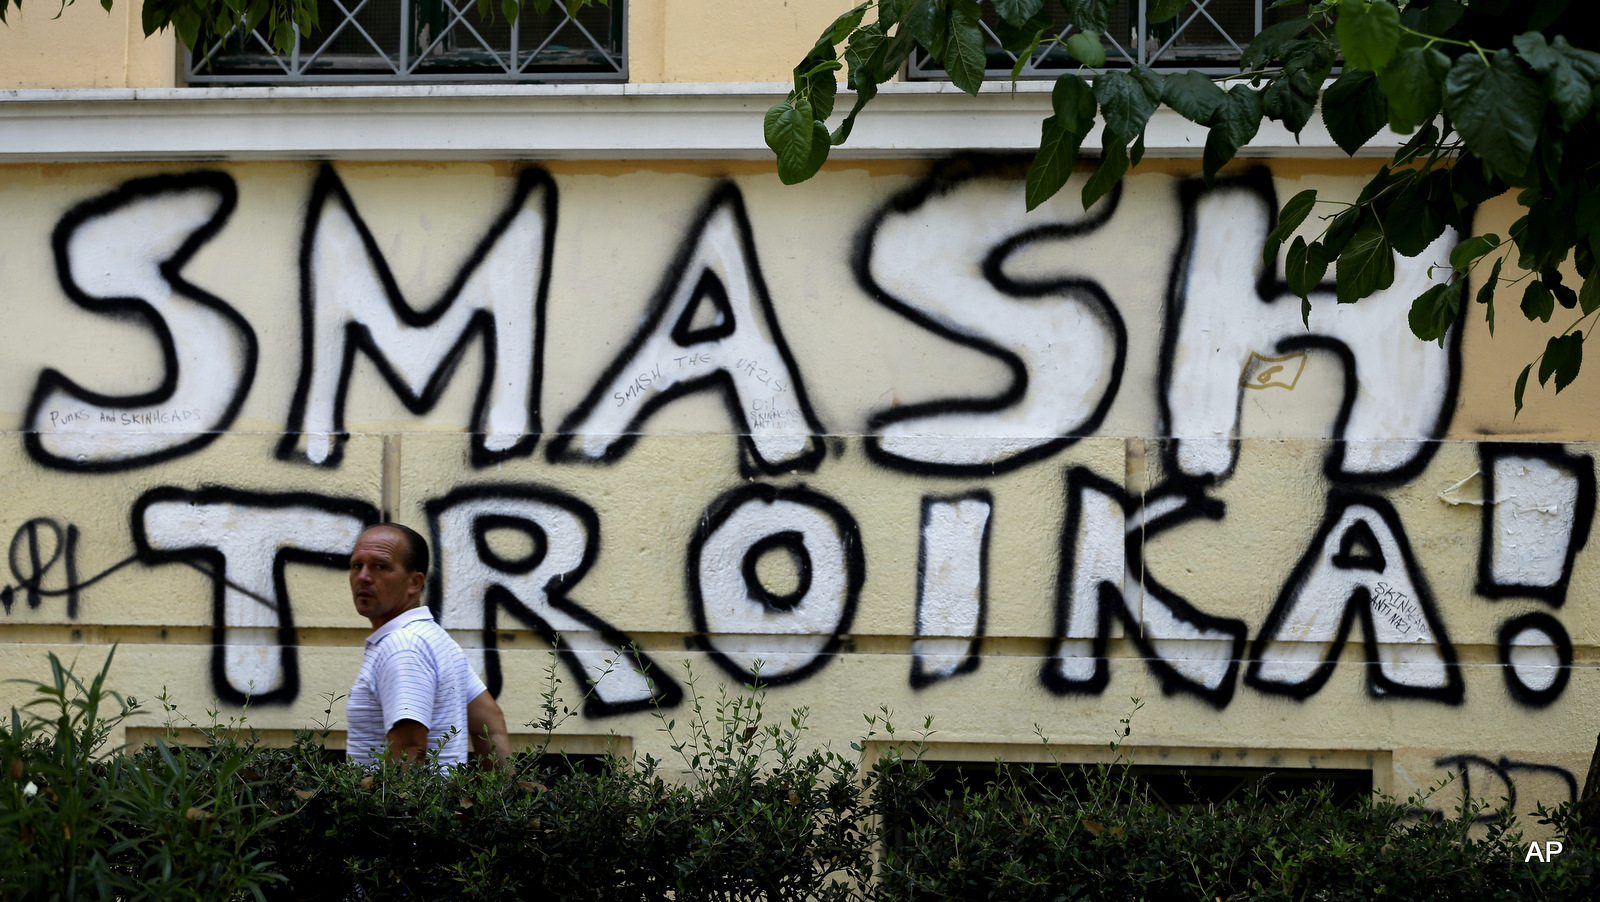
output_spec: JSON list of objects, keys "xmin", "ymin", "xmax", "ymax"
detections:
[
  {"xmin": 0, "ymin": 649, "xmax": 283, "ymax": 900},
  {"xmin": 872, "ymin": 700, "xmax": 1600, "ymax": 901},
  {"xmin": 3, "ymin": 653, "xmax": 1597, "ymax": 900},
  {"xmin": 772, "ymin": 0, "xmax": 1600, "ymax": 412}
]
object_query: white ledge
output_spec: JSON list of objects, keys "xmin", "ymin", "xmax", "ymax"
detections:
[{"xmin": 0, "ymin": 81, "xmax": 1400, "ymax": 162}]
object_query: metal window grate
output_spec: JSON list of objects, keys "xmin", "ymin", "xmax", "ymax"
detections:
[
  {"xmin": 187, "ymin": 0, "xmax": 626, "ymax": 84},
  {"xmin": 908, "ymin": 0, "xmax": 1303, "ymax": 79}
]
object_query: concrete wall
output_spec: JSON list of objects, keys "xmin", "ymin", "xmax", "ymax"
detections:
[{"xmin": 0, "ymin": 156, "xmax": 1593, "ymax": 821}]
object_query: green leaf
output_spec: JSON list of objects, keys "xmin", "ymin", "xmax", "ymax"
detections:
[
  {"xmin": 1131, "ymin": 64, "xmax": 1164, "ymax": 103},
  {"xmin": 1478, "ymin": 256, "xmax": 1504, "ymax": 335},
  {"xmin": 1408, "ymin": 0, "xmax": 1464, "ymax": 36},
  {"xmin": 996, "ymin": 9, "xmax": 1051, "ymax": 54},
  {"xmin": 902, "ymin": 0, "xmax": 947, "ymax": 56},
  {"xmin": 1095, "ymin": 70, "xmax": 1159, "ymax": 143},
  {"xmin": 993, "ymin": 0, "xmax": 1043, "ymax": 27},
  {"xmin": 945, "ymin": 0, "xmax": 986, "ymax": 95},
  {"xmin": 1408, "ymin": 281, "xmax": 1459, "ymax": 344},
  {"xmin": 1130, "ymin": 130, "xmax": 1145, "ymax": 167},
  {"xmin": 1323, "ymin": 206, "xmax": 1363, "ymax": 257},
  {"xmin": 1515, "ymin": 33, "xmax": 1592, "ymax": 128},
  {"xmin": 1521, "ymin": 279, "xmax": 1555, "ymax": 322},
  {"xmin": 1264, "ymin": 189, "xmax": 1318, "ymax": 267},
  {"xmin": 1082, "ymin": 139, "xmax": 1128, "ymax": 209},
  {"xmin": 1379, "ymin": 46, "xmax": 1447, "ymax": 134},
  {"xmin": 1026, "ymin": 115, "xmax": 1087, "ymax": 210},
  {"xmin": 1240, "ymin": 15, "xmax": 1314, "ymax": 71},
  {"xmin": 1552, "ymin": 37, "xmax": 1600, "ymax": 84},
  {"xmin": 765, "ymin": 97, "xmax": 817, "ymax": 185},
  {"xmin": 1444, "ymin": 49, "xmax": 1547, "ymax": 182},
  {"xmin": 1322, "ymin": 69, "xmax": 1389, "ymax": 156},
  {"xmin": 1066, "ymin": 31, "xmax": 1107, "ymax": 68},
  {"xmin": 1286, "ymin": 236, "xmax": 1330, "ymax": 297},
  {"xmin": 1540, "ymin": 331, "xmax": 1583, "ymax": 392},
  {"xmin": 1514, "ymin": 363, "xmax": 1531, "ymax": 414},
  {"xmin": 1335, "ymin": 220, "xmax": 1395, "ymax": 304},
  {"xmin": 1384, "ymin": 175, "xmax": 1451, "ymax": 257},
  {"xmin": 1063, "ymin": 0, "xmax": 1114, "ymax": 33},
  {"xmin": 1262, "ymin": 75, "xmax": 1316, "ymax": 135},
  {"xmin": 1052, "ymin": 74, "xmax": 1097, "ymax": 133},
  {"xmin": 1448, "ymin": 233, "xmax": 1500, "ymax": 271},
  {"xmin": 1146, "ymin": 0, "xmax": 1187, "ymax": 25},
  {"xmin": 1580, "ymin": 270, "xmax": 1600, "ymax": 315},
  {"xmin": 1163, "ymin": 71, "xmax": 1225, "ymax": 125},
  {"xmin": 1202, "ymin": 85, "xmax": 1262, "ymax": 184},
  {"xmin": 827, "ymin": 3, "xmax": 870, "ymax": 44},
  {"xmin": 1337, "ymin": 0, "xmax": 1401, "ymax": 72},
  {"xmin": 1391, "ymin": 122, "xmax": 1440, "ymax": 167}
]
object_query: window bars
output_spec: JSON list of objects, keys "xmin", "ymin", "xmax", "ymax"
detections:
[
  {"xmin": 909, "ymin": 0, "xmax": 1303, "ymax": 79},
  {"xmin": 186, "ymin": 0, "xmax": 626, "ymax": 84}
]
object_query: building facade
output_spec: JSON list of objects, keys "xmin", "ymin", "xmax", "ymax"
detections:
[{"xmin": 1, "ymin": 0, "xmax": 1595, "ymax": 819}]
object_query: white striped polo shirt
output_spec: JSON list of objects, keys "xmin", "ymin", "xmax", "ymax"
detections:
[{"xmin": 346, "ymin": 606, "xmax": 487, "ymax": 768}]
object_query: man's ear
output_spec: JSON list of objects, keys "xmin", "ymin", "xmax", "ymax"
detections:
[{"xmin": 407, "ymin": 569, "xmax": 425, "ymax": 601}]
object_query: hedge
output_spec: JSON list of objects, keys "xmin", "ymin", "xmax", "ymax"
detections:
[{"xmin": 2, "ymin": 650, "xmax": 1594, "ymax": 900}]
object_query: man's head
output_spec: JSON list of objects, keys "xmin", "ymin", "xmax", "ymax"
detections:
[{"xmin": 349, "ymin": 523, "xmax": 430, "ymax": 628}]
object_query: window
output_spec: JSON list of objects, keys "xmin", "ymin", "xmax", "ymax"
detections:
[
  {"xmin": 908, "ymin": 0, "xmax": 1305, "ymax": 79},
  {"xmin": 186, "ymin": 0, "xmax": 626, "ymax": 84}
]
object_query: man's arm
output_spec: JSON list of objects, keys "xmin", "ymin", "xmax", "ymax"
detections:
[
  {"xmin": 467, "ymin": 689, "xmax": 512, "ymax": 771},
  {"xmin": 386, "ymin": 718, "xmax": 430, "ymax": 768}
]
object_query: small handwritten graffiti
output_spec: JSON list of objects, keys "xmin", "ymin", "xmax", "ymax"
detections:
[
  {"xmin": 1239, "ymin": 351, "xmax": 1307, "ymax": 391},
  {"xmin": 1, "ymin": 518, "xmax": 142, "ymax": 618}
]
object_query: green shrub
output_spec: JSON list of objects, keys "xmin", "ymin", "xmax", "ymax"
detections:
[{"xmin": 2, "ymin": 655, "xmax": 1596, "ymax": 901}]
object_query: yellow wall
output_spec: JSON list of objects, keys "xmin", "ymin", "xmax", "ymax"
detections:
[
  {"xmin": 0, "ymin": 0, "xmax": 178, "ymax": 88},
  {"xmin": 0, "ymin": 0, "xmax": 855, "ymax": 88},
  {"xmin": 0, "ymin": 157, "xmax": 1594, "ymax": 826}
]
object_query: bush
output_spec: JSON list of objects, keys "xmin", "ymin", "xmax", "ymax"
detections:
[{"xmin": 2, "ymin": 654, "xmax": 1595, "ymax": 901}]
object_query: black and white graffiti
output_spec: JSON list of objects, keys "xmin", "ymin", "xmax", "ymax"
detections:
[
  {"xmin": 687, "ymin": 483, "xmax": 863, "ymax": 686},
  {"xmin": 1044, "ymin": 468, "xmax": 1248, "ymax": 708},
  {"xmin": 279, "ymin": 165, "xmax": 554, "ymax": 468},
  {"xmin": 132, "ymin": 487, "xmax": 377, "ymax": 705},
  {"xmin": 426, "ymin": 484, "xmax": 681, "ymax": 716},
  {"xmin": 1159, "ymin": 169, "xmax": 1460, "ymax": 485},
  {"xmin": 910, "ymin": 492, "xmax": 992, "ymax": 687},
  {"xmin": 25, "ymin": 172, "xmax": 259, "ymax": 472},
  {"xmin": 857, "ymin": 166, "xmax": 1126, "ymax": 476},
  {"xmin": 547, "ymin": 183, "xmax": 826, "ymax": 476}
]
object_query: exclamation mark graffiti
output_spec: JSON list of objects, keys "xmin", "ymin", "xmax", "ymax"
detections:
[{"xmin": 1477, "ymin": 444, "xmax": 1596, "ymax": 707}]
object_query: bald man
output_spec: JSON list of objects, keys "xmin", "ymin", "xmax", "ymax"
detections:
[{"xmin": 346, "ymin": 523, "xmax": 511, "ymax": 769}]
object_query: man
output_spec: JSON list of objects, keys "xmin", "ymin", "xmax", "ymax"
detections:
[{"xmin": 346, "ymin": 522, "xmax": 511, "ymax": 769}]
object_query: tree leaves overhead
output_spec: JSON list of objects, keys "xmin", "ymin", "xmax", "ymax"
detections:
[
  {"xmin": 1444, "ymin": 50, "xmax": 1547, "ymax": 181},
  {"xmin": 1323, "ymin": 70, "xmax": 1389, "ymax": 156},
  {"xmin": 767, "ymin": 0, "xmax": 1600, "ymax": 409},
  {"xmin": 1336, "ymin": 0, "xmax": 1401, "ymax": 72}
]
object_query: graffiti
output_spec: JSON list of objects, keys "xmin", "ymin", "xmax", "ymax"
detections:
[
  {"xmin": 4, "ymin": 159, "xmax": 1598, "ymax": 832},
  {"xmin": 278, "ymin": 165, "xmax": 554, "ymax": 468},
  {"xmin": 1478, "ymin": 444, "xmax": 1594, "ymax": 605},
  {"xmin": 24, "ymin": 172, "xmax": 258, "ymax": 472},
  {"xmin": 857, "ymin": 167, "xmax": 1126, "ymax": 476},
  {"xmin": 425, "ymin": 484, "xmax": 681, "ymax": 716},
  {"xmin": 132, "ymin": 487, "xmax": 378, "ymax": 705},
  {"xmin": 910, "ymin": 492, "xmax": 992, "ymax": 688},
  {"xmin": 1159, "ymin": 169, "xmax": 1459, "ymax": 485},
  {"xmin": 1497, "ymin": 612, "xmax": 1573, "ymax": 708},
  {"xmin": 687, "ymin": 483, "xmax": 863, "ymax": 686},
  {"xmin": 1044, "ymin": 468, "xmax": 1248, "ymax": 708},
  {"xmin": 547, "ymin": 183, "xmax": 825, "ymax": 477},
  {"xmin": 1246, "ymin": 491, "xmax": 1463, "ymax": 703},
  {"xmin": 1430, "ymin": 754, "xmax": 1578, "ymax": 822}
]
